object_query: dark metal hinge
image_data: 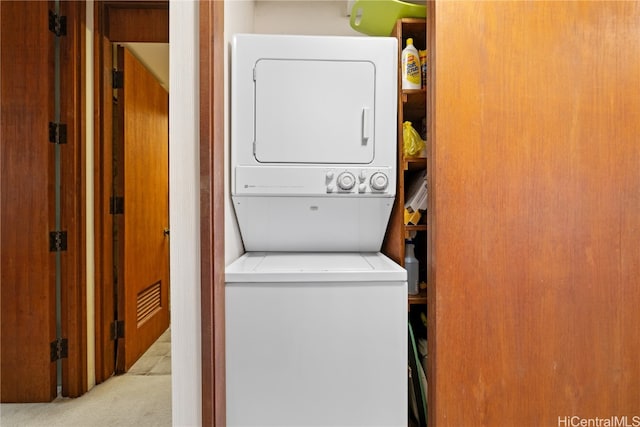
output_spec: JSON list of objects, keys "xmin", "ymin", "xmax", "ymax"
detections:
[
  {"xmin": 49, "ymin": 231, "xmax": 68, "ymax": 252},
  {"xmin": 111, "ymin": 320, "xmax": 125, "ymax": 340},
  {"xmin": 50, "ymin": 338, "xmax": 68, "ymax": 362},
  {"xmin": 48, "ymin": 10, "xmax": 67, "ymax": 37},
  {"xmin": 112, "ymin": 70, "xmax": 124, "ymax": 89},
  {"xmin": 109, "ymin": 196, "xmax": 124, "ymax": 215},
  {"xmin": 49, "ymin": 122, "xmax": 67, "ymax": 144}
]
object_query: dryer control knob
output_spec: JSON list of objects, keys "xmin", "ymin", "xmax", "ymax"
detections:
[
  {"xmin": 337, "ymin": 172, "xmax": 356, "ymax": 191},
  {"xmin": 358, "ymin": 184, "xmax": 367, "ymax": 193},
  {"xmin": 370, "ymin": 172, "xmax": 389, "ymax": 191},
  {"xmin": 326, "ymin": 184, "xmax": 335, "ymax": 193}
]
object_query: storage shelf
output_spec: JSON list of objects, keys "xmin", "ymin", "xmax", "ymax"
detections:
[
  {"xmin": 404, "ymin": 156, "xmax": 427, "ymax": 171},
  {"xmin": 402, "ymin": 89, "xmax": 426, "ymax": 117},
  {"xmin": 382, "ymin": 17, "xmax": 428, "ymax": 309},
  {"xmin": 408, "ymin": 288, "xmax": 428, "ymax": 306},
  {"xmin": 401, "ymin": 88, "xmax": 426, "ymax": 99}
]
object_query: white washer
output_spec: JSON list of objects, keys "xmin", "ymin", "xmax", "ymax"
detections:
[{"xmin": 225, "ymin": 252, "xmax": 407, "ymax": 427}]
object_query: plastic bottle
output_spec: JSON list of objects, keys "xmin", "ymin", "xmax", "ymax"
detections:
[
  {"xmin": 419, "ymin": 49, "xmax": 427, "ymax": 88},
  {"xmin": 405, "ymin": 240, "xmax": 420, "ymax": 295},
  {"xmin": 401, "ymin": 38, "xmax": 421, "ymax": 90}
]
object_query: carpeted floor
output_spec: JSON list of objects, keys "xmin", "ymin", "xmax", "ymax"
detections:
[{"xmin": 0, "ymin": 328, "xmax": 172, "ymax": 427}]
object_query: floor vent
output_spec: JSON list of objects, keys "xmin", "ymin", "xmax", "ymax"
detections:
[{"xmin": 137, "ymin": 281, "xmax": 162, "ymax": 326}]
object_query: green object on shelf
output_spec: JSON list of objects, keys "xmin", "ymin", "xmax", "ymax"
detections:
[{"xmin": 350, "ymin": 0, "xmax": 426, "ymax": 36}]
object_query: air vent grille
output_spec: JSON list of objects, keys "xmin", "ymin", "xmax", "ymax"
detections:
[{"xmin": 137, "ymin": 281, "xmax": 162, "ymax": 326}]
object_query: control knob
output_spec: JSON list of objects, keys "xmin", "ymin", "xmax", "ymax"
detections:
[
  {"xmin": 337, "ymin": 172, "xmax": 356, "ymax": 191},
  {"xmin": 370, "ymin": 172, "xmax": 388, "ymax": 191}
]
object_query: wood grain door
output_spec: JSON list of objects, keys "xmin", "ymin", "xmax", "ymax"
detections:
[
  {"xmin": 114, "ymin": 46, "xmax": 170, "ymax": 372},
  {"xmin": 0, "ymin": 0, "xmax": 56, "ymax": 402},
  {"xmin": 428, "ymin": 2, "xmax": 640, "ymax": 425}
]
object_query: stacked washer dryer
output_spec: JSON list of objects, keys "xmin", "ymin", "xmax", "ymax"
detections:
[{"xmin": 226, "ymin": 34, "xmax": 407, "ymax": 426}]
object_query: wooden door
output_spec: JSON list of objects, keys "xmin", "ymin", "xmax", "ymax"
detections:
[
  {"xmin": 0, "ymin": 0, "xmax": 56, "ymax": 402},
  {"xmin": 428, "ymin": 2, "xmax": 640, "ymax": 425},
  {"xmin": 114, "ymin": 46, "xmax": 170, "ymax": 372},
  {"xmin": 2, "ymin": 1, "xmax": 86, "ymax": 401}
]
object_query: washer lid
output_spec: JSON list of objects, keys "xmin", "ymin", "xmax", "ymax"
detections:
[{"xmin": 226, "ymin": 252, "xmax": 406, "ymax": 283}]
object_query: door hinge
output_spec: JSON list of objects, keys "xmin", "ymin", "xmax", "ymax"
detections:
[
  {"xmin": 50, "ymin": 338, "xmax": 68, "ymax": 362},
  {"xmin": 109, "ymin": 196, "xmax": 124, "ymax": 215},
  {"xmin": 48, "ymin": 10, "xmax": 67, "ymax": 37},
  {"xmin": 112, "ymin": 70, "xmax": 124, "ymax": 89},
  {"xmin": 111, "ymin": 320, "xmax": 125, "ymax": 340},
  {"xmin": 48, "ymin": 122, "xmax": 67, "ymax": 145},
  {"xmin": 49, "ymin": 231, "xmax": 68, "ymax": 252}
]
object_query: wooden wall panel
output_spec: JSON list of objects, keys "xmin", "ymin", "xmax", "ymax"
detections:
[
  {"xmin": 105, "ymin": 2, "xmax": 168, "ymax": 43},
  {"xmin": 429, "ymin": 2, "xmax": 640, "ymax": 425},
  {"xmin": 0, "ymin": 1, "xmax": 57, "ymax": 402}
]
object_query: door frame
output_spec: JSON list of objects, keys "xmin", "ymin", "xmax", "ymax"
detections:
[
  {"xmin": 94, "ymin": 1, "xmax": 225, "ymax": 422},
  {"xmin": 199, "ymin": 1, "xmax": 226, "ymax": 424},
  {"xmin": 93, "ymin": 0, "xmax": 169, "ymax": 383},
  {"xmin": 61, "ymin": 0, "xmax": 88, "ymax": 398}
]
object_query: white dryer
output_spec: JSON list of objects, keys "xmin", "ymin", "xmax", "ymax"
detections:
[{"xmin": 231, "ymin": 34, "xmax": 398, "ymax": 252}]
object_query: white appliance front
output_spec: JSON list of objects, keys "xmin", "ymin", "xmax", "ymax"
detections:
[
  {"xmin": 254, "ymin": 59, "xmax": 375, "ymax": 164},
  {"xmin": 226, "ymin": 252, "xmax": 407, "ymax": 427},
  {"xmin": 231, "ymin": 34, "xmax": 397, "ymax": 252}
]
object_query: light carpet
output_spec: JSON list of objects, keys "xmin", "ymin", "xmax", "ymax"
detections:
[{"xmin": 0, "ymin": 328, "xmax": 172, "ymax": 427}]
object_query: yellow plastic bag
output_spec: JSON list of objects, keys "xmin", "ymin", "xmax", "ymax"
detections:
[{"xmin": 403, "ymin": 121, "xmax": 425, "ymax": 157}]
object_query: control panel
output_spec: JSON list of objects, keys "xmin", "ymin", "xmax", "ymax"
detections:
[
  {"xmin": 325, "ymin": 168, "xmax": 390, "ymax": 194},
  {"xmin": 234, "ymin": 165, "xmax": 394, "ymax": 196}
]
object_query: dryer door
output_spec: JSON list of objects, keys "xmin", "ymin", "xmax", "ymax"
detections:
[{"xmin": 254, "ymin": 59, "xmax": 375, "ymax": 164}]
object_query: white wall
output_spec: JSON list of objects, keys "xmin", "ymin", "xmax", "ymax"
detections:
[
  {"xmin": 254, "ymin": 0, "xmax": 361, "ymax": 36},
  {"xmin": 169, "ymin": 2, "xmax": 201, "ymax": 426},
  {"xmin": 225, "ymin": 0, "xmax": 256, "ymax": 265}
]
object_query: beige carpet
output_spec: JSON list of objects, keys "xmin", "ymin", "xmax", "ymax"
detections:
[{"xmin": 0, "ymin": 328, "xmax": 171, "ymax": 427}]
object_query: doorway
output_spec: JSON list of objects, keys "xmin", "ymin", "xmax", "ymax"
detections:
[{"xmin": 93, "ymin": 0, "xmax": 170, "ymax": 381}]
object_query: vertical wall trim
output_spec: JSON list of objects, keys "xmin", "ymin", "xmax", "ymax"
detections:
[
  {"xmin": 85, "ymin": 0, "xmax": 96, "ymax": 391},
  {"xmin": 200, "ymin": 0, "xmax": 226, "ymax": 425},
  {"xmin": 169, "ymin": 1, "xmax": 202, "ymax": 425}
]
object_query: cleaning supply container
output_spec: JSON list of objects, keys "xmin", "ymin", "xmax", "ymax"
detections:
[
  {"xmin": 402, "ymin": 38, "xmax": 421, "ymax": 90},
  {"xmin": 405, "ymin": 240, "xmax": 420, "ymax": 295},
  {"xmin": 350, "ymin": 0, "xmax": 427, "ymax": 36}
]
